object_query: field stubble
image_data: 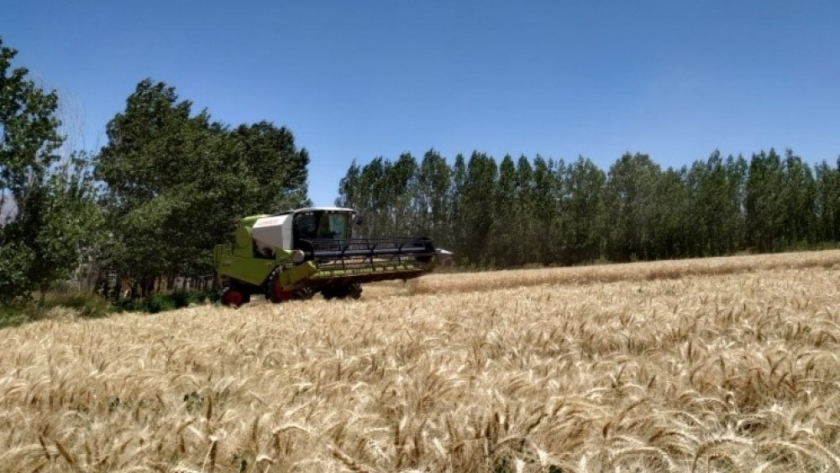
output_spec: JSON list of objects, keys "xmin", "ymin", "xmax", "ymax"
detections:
[{"xmin": 2, "ymin": 251, "xmax": 840, "ymax": 472}]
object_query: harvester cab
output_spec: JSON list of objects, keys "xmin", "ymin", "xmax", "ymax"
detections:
[{"xmin": 213, "ymin": 207, "xmax": 452, "ymax": 307}]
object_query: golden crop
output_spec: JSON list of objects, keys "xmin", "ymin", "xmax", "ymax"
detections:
[{"xmin": 2, "ymin": 250, "xmax": 840, "ymax": 472}]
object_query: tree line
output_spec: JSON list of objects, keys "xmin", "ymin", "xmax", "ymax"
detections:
[
  {"xmin": 0, "ymin": 37, "xmax": 309, "ymax": 304},
  {"xmin": 337, "ymin": 149, "xmax": 840, "ymax": 268},
  {"xmin": 3, "ymin": 33, "xmax": 840, "ymax": 306}
]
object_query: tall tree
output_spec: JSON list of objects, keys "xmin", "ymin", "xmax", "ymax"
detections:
[
  {"xmin": 352, "ymin": 157, "xmax": 387, "ymax": 238},
  {"xmin": 0, "ymin": 37, "xmax": 103, "ymax": 303},
  {"xmin": 745, "ymin": 149, "xmax": 785, "ymax": 252},
  {"xmin": 383, "ymin": 153, "xmax": 417, "ymax": 236},
  {"xmin": 653, "ymin": 166, "xmax": 689, "ymax": 258},
  {"xmin": 336, "ymin": 160, "xmax": 361, "ymax": 209},
  {"xmin": 532, "ymin": 156, "xmax": 562, "ymax": 264},
  {"xmin": 686, "ymin": 150, "xmax": 746, "ymax": 256},
  {"xmin": 815, "ymin": 159, "xmax": 840, "ymax": 242},
  {"xmin": 448, "ymin": 154, "xmax": 468, "ymax": 259},
  {"xmin": 95, "ymin": 78, "xmax": 310, "ymax": 294},
  {"xmin": 722, "ymin": 154, "xmax": 748, "ymax": 254},
  {"xmin": 602, "ymin": 153, "xmax": 662, "ymax": 261},
  {"xmin": 490, "ymin": 155, "xmax": 517, "ymax": 266},
  {"xmin": 413, "ymin": 149, "xmax": 451, "ymax": 244},
  {"xmin": 460, "ymin": 152, "xmax": 497, "ymax": 266},
  {"xmin": 513, "ymin": 156, "xmax": 536, "ymax": 265},
  {"xmin": 780, "ymin": 149, "xmax": 816, "ymax": 246},
  {"xmin": 563, "ymin": 156, "xmax": 606, "ymax": 264},
  {"xmin": 334, "ymin": 146, "xmax": 839, "ymax": 269},
  {"xmin": 232, "ymin": 121, "xmax": 310, "ymax": 212}
]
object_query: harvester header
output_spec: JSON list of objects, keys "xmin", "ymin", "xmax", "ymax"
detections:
[{"xmin": 213, "ymin": 206, "xmax": 452, "ymax": 307}]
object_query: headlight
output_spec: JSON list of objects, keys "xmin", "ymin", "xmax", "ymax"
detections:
[{"xmin": 292, "ymin": 249, "xmax": 305, "ymax": 263}]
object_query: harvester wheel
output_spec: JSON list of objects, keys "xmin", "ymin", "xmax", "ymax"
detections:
[{"xmin": 221, "ymin": 287, "xmax": 244, "ymax": 308}]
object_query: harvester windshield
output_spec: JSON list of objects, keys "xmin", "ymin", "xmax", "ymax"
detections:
[
  {"xmin": 320, "ymin": 213, "xmax": 348, "ymax": 239},
  {"xmin": 293, "ymin": 210, "xmax": 350, "ymax": 244}
]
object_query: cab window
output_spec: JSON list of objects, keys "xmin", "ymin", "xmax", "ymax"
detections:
[
  {"xmin": 294, "ymin": 212, "xmax": 318, "ymax": 241},
  {"xmin": 317, "ymin": 213, "xmax": 348, "ymax": 240}
]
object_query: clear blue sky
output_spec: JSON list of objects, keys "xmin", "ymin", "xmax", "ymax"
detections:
[{"xmin": 3, "ymin": 0, "xmax": 839, "ymax": 206}]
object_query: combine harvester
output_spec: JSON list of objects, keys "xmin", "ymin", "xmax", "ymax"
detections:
[{"xmin": 213, "ymin": 207, "xmax": 452, "ymax": 307}]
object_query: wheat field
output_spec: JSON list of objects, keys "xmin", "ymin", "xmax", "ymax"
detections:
[{"xmin": 3, "ymin": 251, "xmax": 840, "ymax": 472}]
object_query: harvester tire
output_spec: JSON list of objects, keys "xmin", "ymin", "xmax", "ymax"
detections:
[{"xmin": 221, "ymin": 287, "xmax": 244, "ymax": 308}]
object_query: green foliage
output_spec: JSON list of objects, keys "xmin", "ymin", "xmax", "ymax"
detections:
[
  {"xmin": 490, "ymin": 155, "xmax": 516, "ymax": 266},
  {"xmin": 1, "ymin": 37, "xmax": 104, "ymax": 305},
  {"xmin": 113, "ymin": 289, "xmax": 218, "ymax": 314},
  {"xmin": 780, "ymin": 149, "xmax": 817, "ymax": 246},
  {"xmin": 460, "ymin": 152, "xmax": 498, "ymax": 266},
  {"xmin": 530, "ymin": 156, "xmax": 560, "ymax": 264},
  {"xmin": 95, "ymin": 78, "xmax": 310, "ymax": 293},
  {"xmin": 145, "ymin": 294, "xmax": 176, "ymax": 313},
  {"xmin": 0, "ymin": 291, "xmax": 111, "ymax": 329},
  {"xmin": 745, "ymin": 149, "xmax": 786, "ymax": 252},
  {"xmin": 815, "ymin": 159, "xmax": 840, "ymax": 242},
  {"xmin": 0, "ymin": 243, "xmax": 34, "ymax": 305},
  {"xmin": 0, "ymin": 288, "xmax": 217, "ymax": 329},
  {"xmin": 45, "ymin": 291, "xmax": 111, "ymax": 318},
  {"xmin": 0, "ymin": 305, "xmax": 28, "ymax": 329},
  {"xmin": 336, "ymin": 146, "xmax": 840, "ymax": 269},
  {"xmin": 562, "ymin": 156, "xmax": 605, "ymax": 264},
  {"xmin": 685, "ymin": 151, "xmax": 747, "ymax": 256},
  {"xmin": 415, "ymin": 149, "xmax": 452, "ymax": 242}
]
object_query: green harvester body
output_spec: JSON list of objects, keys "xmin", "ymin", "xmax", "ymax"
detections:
[{"xmin": 212, "ymin": 207, "xmax": 450, "ymax": 306}]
